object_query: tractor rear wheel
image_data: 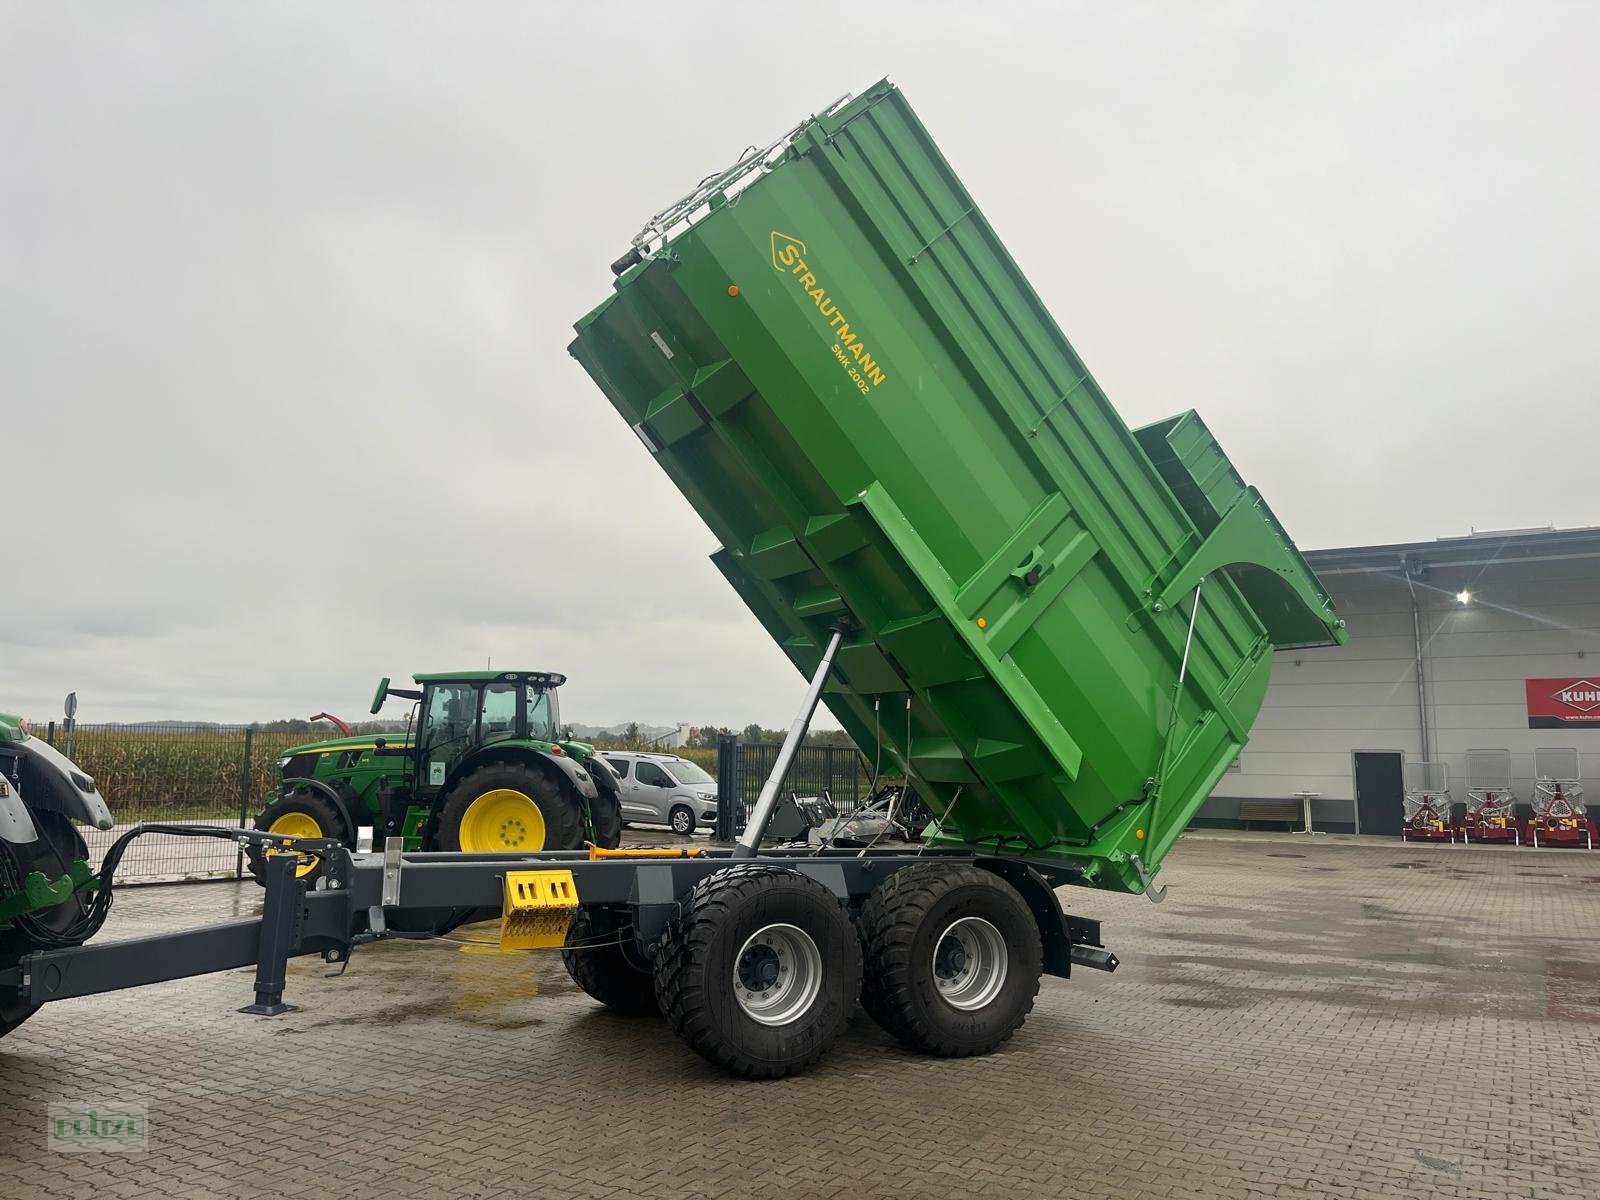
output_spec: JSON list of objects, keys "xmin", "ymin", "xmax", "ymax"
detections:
[
  {"xmin": 859, "ymin": 863, "xmax": 1042, "ymax": 1058},
  {"xmin": 437, "ymin": 762, "xmax": 583, "ymax": 853},
  {"xmin": 247, "ymin": 790, "xmax": 346, "ymax": 887},
  {"xmin": 561, "ymin": 905, "xmax": 657, "ymax": 1014}
]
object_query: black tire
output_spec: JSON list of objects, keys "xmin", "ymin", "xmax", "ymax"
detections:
[
  {"xmin": 653, "ymin": 865, "xmax": 861, "ymax": 1079},
  {"xmin": 859, "ymin": 863, "xmax": 1042, "ymax": 1058},
  {"xmin": 436, "ymin": 761, "xmax": 584, "ymax": 853},
  {"xmin": 1, "ymin": 811, "xmax": 92, "ymax": 1042},
  {"xmin": 247, "ymin": 790, "xmax": 347, "ymax": 887},
  {"xmin": 561, "ymin": 906, "xmax": 657, "ymax": 1015},
  {"xmin": 590, "ymin": 786, "xmax": 623, "ymax": 850},
  {"xmin": 669, "ymin": 805, "xmax": 695, "ymax": 836}
]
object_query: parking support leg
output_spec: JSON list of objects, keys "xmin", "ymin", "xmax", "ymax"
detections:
[{"xmin": 239, "ymin": 849, "xmax": 301, "ymax": 1017}]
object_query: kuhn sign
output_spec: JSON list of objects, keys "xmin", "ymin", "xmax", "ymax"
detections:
[{"xmin": 1526, "ymin": 678, "xmax": 1600, "ymax": 728}]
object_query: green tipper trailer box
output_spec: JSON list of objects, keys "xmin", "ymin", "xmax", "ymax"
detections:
[{"xmin": 570, "ymin": 81, "xmax": 1345, "ymax": 895}]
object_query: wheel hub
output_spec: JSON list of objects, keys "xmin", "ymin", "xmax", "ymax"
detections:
[
  {"xmin": 932, "ymin": 916, "xmax": 1008, "ymax": 1011},
  {"xmin": 732, "ymin": 923, "xmax": 823, "ymax": 1027},
  {"xmin": 738, "ymin": 944, "xmax": 782, "ymax": 991},
  {"xmin": 460, "ymin": 788, "xmax": 547, "ymax": 852}
]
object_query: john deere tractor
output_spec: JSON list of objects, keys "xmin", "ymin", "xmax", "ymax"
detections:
[
  {"xmin": 1, "ymin": 712, "xmax": 114, "ymax": 1038},
  {"xmin": 249, "ymin": 670, "xmax": 623, "ymax": 883}
]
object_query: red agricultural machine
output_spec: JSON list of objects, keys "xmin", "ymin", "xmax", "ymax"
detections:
[
  {"xmin": 1460, "ymin": 749, "xmax": 1519, "ymax": 845},
  {"xmin": 1529, "ymin": 748, "xmax": 1592, "ymax": 849},
  {"xmin": 1401, "ymin": 760, "xmax": 1454, "ymax": 843}
]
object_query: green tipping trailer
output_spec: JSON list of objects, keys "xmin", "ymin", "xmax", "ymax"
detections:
[
  {"xmin": 0, "ymin": 81, "xmax": 1350, "ymax": 1082},
  {"xmin": 570, "ymin": 80, "xmax": 1345, "ymax": 896}
]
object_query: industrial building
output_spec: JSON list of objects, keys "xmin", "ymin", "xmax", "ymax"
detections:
[{"xmin": 1198, "ymin": 526, "xmax": 1600, "ymax": 834}]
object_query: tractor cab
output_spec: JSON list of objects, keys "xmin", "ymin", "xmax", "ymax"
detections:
[{"xmin": 375, "ymin": 671, "xmax": 567, "ymax": 798}]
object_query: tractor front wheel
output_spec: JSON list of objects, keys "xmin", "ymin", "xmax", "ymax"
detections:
[
  {"xmin": 248, "ymin": 791, "xmax": 346, "ymax": 887},
  {"xmin": 590, "ymin": 786, "xmax": 623, "ymax": 850},
  {"xmin": 436, "ymin": 763, "xmax": 583, "ymax": 853}
]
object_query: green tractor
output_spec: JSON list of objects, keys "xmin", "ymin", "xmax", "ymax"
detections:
[{"xmin": 249, "ymin": 670, "xmax": 623, "ymax": 884}]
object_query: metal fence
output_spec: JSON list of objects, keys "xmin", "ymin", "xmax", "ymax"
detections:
[
  {"xmin": 32, "ymin": 721, "xmax": 316, "ymax": 883},
  {"xmin": 714, "ymin": 737, "xmax": 875, "ymax": 840}
]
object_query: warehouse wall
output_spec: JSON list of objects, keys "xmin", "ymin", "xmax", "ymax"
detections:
[{"xmin": 1198, "ymin": 551, "xmax": 1600, "ymax": 833}]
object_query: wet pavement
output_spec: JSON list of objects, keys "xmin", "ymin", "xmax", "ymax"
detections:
[{"xmin": 2, "ymin": 831, "xmax": 1597, "ymax": 1198}]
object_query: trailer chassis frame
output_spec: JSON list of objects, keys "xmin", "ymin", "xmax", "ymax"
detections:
[{"xmin": 1, "ymin": 838, "xmax": 1117, "ymax": 1017}]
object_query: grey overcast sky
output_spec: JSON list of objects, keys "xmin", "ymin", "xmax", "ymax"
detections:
[{"xmin": 4, "ymin": 2, "xmax": 1598, "ymax": 726}]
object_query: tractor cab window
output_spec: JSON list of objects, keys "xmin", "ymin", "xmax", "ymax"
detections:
[
  {"xmin": 525, "ymin": 687, "xmax": 558, "ymax": 741},
  {"xmin": 420, "ymin": 683, "xmax": 477, "ymax": 785},
  {"xmin": 480, "ymin": 683, "xmax": 518, "ymax": 744}
]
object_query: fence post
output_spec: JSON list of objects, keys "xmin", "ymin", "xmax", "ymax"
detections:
[
  {"xmin": 236, "ymin": 728, "xmax": 255, "ymax": 879},
  {"xmin": 715, "ymin": 733, "xmax": 740, "ymax": 842},
  {"xmin": 46, "ymin": 720, "xmax": 56, "ymax": 747}
]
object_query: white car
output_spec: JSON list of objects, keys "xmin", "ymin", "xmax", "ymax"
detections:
[{"xmin": 598, "ymin": 751, "xmax": 719, "ymax": 835}]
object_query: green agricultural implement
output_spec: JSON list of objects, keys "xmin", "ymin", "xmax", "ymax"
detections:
[
  {"xmin": 249, "ymin": 671, "xmax": 624, "ymax": 882},
  {"xmin": 0, "ymin": 713, "xmax": 113, "ymax": 1038},
  {"xmin": 572, "ymin": 78, "xmax": 1345, "ymax": 897},
  {"xmin": 1, "ymin": 81, "xmax": 1344, "ymax": 1079}
]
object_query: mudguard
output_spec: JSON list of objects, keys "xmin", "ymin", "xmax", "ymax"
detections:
[
  {"xmin": 539, "ymin": 749, "xmax": 600, "ymax": 801},
  {"xmin": 0, "ymin": 774, "xmax": 37, "ymax": 844},
  {"xmin": 583, "ymin": 753, "xmax": 621, "ymax": 796},
  {"xmin": 10, "ymin": 736, "xmax": 114, "ymax": 834}
]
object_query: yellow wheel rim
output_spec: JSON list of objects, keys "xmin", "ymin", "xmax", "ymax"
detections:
[
  {"xmin": 460, "ymin": 788, "xmax": 546, "ymax": 852},
  {"xmin": 267, "ymin": 811, "xmax": 323, "ymax": 877}
]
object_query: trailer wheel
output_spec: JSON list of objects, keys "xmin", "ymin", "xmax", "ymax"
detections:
[
  {"xmin": 437, "ymin": 762, "xmax": 583, "ymax": 853},
  {"xmin": 653, "ymin": 865, "xmax": 861, "ymax": 1079},
  {"xmin": 561, "ymin": 906, "xmax": 657, "ymax": 1015},
  {"xmin": 247, "ymin": 790, "xmax": 346, "ymax": 886},
  {"xmin": 859, "ymin": 863, "xmax": 1042, "ymax": 1058}
]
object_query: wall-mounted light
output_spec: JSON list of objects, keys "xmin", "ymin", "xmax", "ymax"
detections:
[{"xmin": 1455, "ymin": 590, "xmax": 1472, "ymax": 605}]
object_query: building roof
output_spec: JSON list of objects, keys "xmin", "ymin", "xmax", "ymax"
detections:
[{"xmin": 1306, "ymin": 526, "xmax": 1600, "ymax": 575}]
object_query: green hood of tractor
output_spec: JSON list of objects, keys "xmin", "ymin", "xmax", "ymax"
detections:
[
  {"xmin": 281, "ymin": 733, "xmax": 413, "ymax": 757},
  {"xmin": 0, "ymin": 713, "xmax": 29, "ymax": 744}
]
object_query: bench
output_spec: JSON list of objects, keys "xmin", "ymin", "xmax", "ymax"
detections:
[{"xmin": 1237, "ymin": 800, "xmax": 1305, "ymax": 831}]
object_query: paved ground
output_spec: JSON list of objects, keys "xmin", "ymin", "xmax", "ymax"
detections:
[{"xmin": 3, "ymin": 831, "xmax": 1598, "ymax": 1199}]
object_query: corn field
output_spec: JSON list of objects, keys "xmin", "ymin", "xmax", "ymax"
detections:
[{"xmin": 31, "ymin": 723, "xmax": 327, "ymax": 821}]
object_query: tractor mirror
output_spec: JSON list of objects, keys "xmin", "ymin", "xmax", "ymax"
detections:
[{"xmin": 371, "ymin": 677, "xmax": 391, "ymax": 715}]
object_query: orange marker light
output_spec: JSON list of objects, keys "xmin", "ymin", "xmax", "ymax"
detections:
[
  {"xmin": 727, "ymin": 285, "xmax": 740, "ymax": 297},
  {"xmin": 976, "ymin": 617, "xmax": 987, "ymax": 629},
  {"xmin": 1135, "ymin": 828, "xmax": 1145, "ymax": 840}
]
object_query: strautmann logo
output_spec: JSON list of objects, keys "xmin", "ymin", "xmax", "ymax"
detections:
[{"xmin": 770, "ymin": 232, "xmax": 889, "ymax": 394}]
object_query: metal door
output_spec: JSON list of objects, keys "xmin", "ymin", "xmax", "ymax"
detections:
[{"xmin": 1354, "ymin": 751, "xmax": 1405, "ymax": 836}]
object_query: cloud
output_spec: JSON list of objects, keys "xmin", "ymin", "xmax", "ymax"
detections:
[{"xmin": 5, "ymin": 2, "xmax": 1599, "ymax": 722}]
